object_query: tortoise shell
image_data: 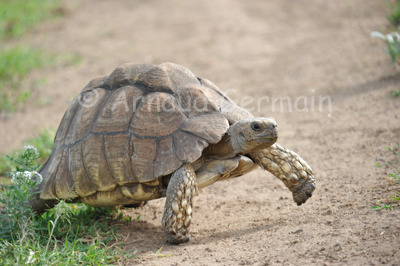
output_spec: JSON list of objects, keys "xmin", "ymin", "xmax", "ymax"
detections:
[{"xmin": 38, "ymin": 62, "xmax": 252, "ymax": 206}]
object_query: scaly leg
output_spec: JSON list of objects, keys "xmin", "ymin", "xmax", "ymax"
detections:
[
  {"xmin": 250, "ymin": 143, "xmax": 316, "ymax": 205},
  {"xmin": 162, "ymin": 164, "xmax": 198, "ymax": 244}
]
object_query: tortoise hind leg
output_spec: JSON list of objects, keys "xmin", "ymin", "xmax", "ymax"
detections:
[
  {"xmin": 29, "ymin": 190, "xmax": 58, "ymax": 214},
  {"xmin": 162, "ymin": 164, "xmax": 198, "ymax": 244}
]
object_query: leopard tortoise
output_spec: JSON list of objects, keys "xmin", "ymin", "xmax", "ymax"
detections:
[{"xmin": 30, "ymin": 62, "xmax": 316, "ymax": 244}]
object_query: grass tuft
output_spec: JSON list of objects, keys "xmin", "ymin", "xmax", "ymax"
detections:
[
  {"xmin": 0, "ymin": 146, "xmax": 135, "ymax": 264},
  {"xmin": 387, "ymin": 0, "xmax": 400, "ymax": 28},
  {"xmin": 392, "ymin": 89, "xmax": 400, "ymax": 97},
  {"xmin": 371, "ymin": 31, "xmax": 400, "ymax": 64},
  {"xmin": 371, "ymin": 203, "xmax": 394, "ymax": 210},
  {"xmin": 390, "ymin": 172, "xmax": 400, "ymax": 183}
]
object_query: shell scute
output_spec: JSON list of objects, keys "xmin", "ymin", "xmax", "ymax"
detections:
[
  {"xmin": 64, "ymin": 88, "xmax": 107, "ymax": 145},
  {"xmin": 130, "ymin": 137, "xmax": 157, "ymax": 182},
  {"xmin": 92, "ymin": 85, "xmax": 142, "ymax": 133},
  {"xmin": 130, "ymin": 92, "xmax": 186, "ymax": 138},
  {"xmin": 81, "ymin": 135, "xmax": 117, "ymax": 191},
  {"xmin": 69, "ymin": 142, "xmax": 98, "ymax": 197},
  {"xmin": 55, "ymin": 148, "xmax": 76, "ymax": 199},
  {"xmin": 103, "ymin": 134, "xmax": 135, "ymax": 185}
]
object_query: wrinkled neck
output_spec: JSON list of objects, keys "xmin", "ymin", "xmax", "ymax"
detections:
[{"xmin": 203, "ymin": 134, "xmax": 236, "ymax": 159}]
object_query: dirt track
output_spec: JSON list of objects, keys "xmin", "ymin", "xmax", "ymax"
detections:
[{"xmin": 1, "ymin": 0, "xmax": 400, "ymax": 265}]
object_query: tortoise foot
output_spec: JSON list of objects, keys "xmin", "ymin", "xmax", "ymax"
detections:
[
  {"xmin": 291, "ymin": 178, "xmax": 316, "ymax": 206},
  {"xmin": 166, "ymin": 231, "xmax": 190, "ymax": 245}
]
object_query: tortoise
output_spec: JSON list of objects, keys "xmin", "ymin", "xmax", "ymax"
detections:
[{"xmin": 30, "ymin": 62, "xmax": 316, "ymax": 244}]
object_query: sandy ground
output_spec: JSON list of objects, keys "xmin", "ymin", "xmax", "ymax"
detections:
[{"xmin": 1, "ymin": 0, "xmax": 400, "ymax": 265}]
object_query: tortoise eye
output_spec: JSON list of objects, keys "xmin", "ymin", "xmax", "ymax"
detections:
[{"xmin": 251, "ymin": 122, "xmax": 261, "ymax": 131}]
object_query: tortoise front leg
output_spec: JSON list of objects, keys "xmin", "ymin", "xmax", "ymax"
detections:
[
  {"xmin": 250, "ymin": 143, "xmax": 316, "ymax": 205},
  {"xmin": 162, "ymin": 164, "xmax": 198, "ymax": 244}
]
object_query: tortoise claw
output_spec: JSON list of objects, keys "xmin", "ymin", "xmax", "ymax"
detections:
[
  {"xmin": 291, "ymin": 179, "xmax": 315, "ymax": 206},
  {"xmin": 166, "ymin": 234, "xmax": 190, "ymax": 245}
]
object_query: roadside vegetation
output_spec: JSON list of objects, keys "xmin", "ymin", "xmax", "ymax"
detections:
[
  {"xmin": 387, "ymin": 0, "xmax": 400, "ymax": 28},
  {"xmin": 369, "ymin": 3, "xmax": 400, "ymax": 209},
  {"xmin": 0, "ymin": 146, "xmax": 135, "ymax": 264},
  {"xmin": 0, "ymin": 0, "xmax": 60, "ymax": 113},
  {"xmin": 0, "ymin": 128, "xmax": 55, "ymax": 179},
  {"xmin": 371, "ymin": 1, "xmax": 400, "ymax": 98}
]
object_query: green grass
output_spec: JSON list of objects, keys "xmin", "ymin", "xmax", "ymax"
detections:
[
  {"xmin": 384, "ymin": 0, "xmax": 400, "ymax": 62},
  {"xmin": 0, "ymin": 202, "xmax": 135, "ymax": 264},
  {"xmin": 5, "ymin": 202, "xmax": 135, "ymax": 264},
  {"xmin": 371, "ymin": 203, "xmax": 394, "ymax": 210},
  {"xmin": 387, "ymin": 35, "xmax": 400, "ymax": 63},
  {"xmin": 392, "ymin": 192, "xmax": 400, "ymax": 201},
  {"xmin": 0, "ymin": 46, "xmax": 53, "ymax": 112},
  {"xmin": 392, "ymin": 89, "xmax": 400, "ymax": 97},
  {"xmin": 371, "ymin": 31, "xmax": 400, "ymax": 65},
  {"xmin": 390, "ymin": 172, "xmax": 400, "ymax": 183},
  {"xmin": 0, "ymin": 146, "xmax": 135, "ymax": 264},
  {"xmin": 0, "ymin": 128, "xmax": 55, "ymax": 178},
  {"xmin": 0, "ymin": 0, "xmax": 61, "ymax": 40},
  {"xmin": 387, "ymin": 0, "xmax": 400, "ymax": 28},
  {"xmin": 0, "ymin": 0, "xmax": 62, "ymax": 113},
  {"xmin": 371, "ymin": 0, "xmax": 400, "ymax": 65}
]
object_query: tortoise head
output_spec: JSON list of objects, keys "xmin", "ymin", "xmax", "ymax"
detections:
[{"xmin": 228, "ymin": 117, "xmax": 278, "ymax": 155}]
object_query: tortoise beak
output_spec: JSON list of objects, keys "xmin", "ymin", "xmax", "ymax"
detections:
[
  {"xmin": 255, "ymin": 133, "xmax": 278, "ymax": 140},
  {"xmin": 255, "ymin": 129, "xmax": 278, "ymax": 140},
  {"xmin": 254, "ymin": 120, "xmax": 278, "ymax": 140}
]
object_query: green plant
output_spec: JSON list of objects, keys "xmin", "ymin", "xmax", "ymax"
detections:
[
  {"xmin": 391, "ymin": 192, "xmax": 400, "ymax": 201},
  {"xmin": 390, "ymin": 172, "xmax": 400, "ymax": 183},
  {"xmin": 0, "ymin": 0, "xmax": 61, "ymax": 40},
  {"xmin": 0, "ymin": 145, "xmax": 42, "ymax": 242},
  {"xmin": 392, "ymin": 90, "xmax": 400, "ymax": 97},
  {"xmin": 26, "ymin": 128, "xmax": 55, "ymax": 161},
  {"xmin": 0, "ymin": 146, "xmax": 135, "ymax": 264},
  {"xmin": 388, "ymin": 37, "xmax": 400, "ymax": 63},
  {"xmin": 371, "ymin": 203, "xmax": 394, "ymax": 210},
  {"xmin": 371, "ymin": 31, "xmax": 400, "ymax": 64},
  {"xmin": 0, "ymin": 0, "xmax": 62, "ymax": 113},
  {"xmin": 0, "ymin": 128, "xmax": 55, "ymax": 177},
  {"xmin": 0, "ymin": 46, "xmax": 53, "ymax": 112},
  {"xmin": 387, "ymin": 1, "xmax": 400, "ymax": 27}
]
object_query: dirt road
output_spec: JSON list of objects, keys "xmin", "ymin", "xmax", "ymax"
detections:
[{"xmin": 1, "ymin": 0, "xmax": 399, "ymax": 265}]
